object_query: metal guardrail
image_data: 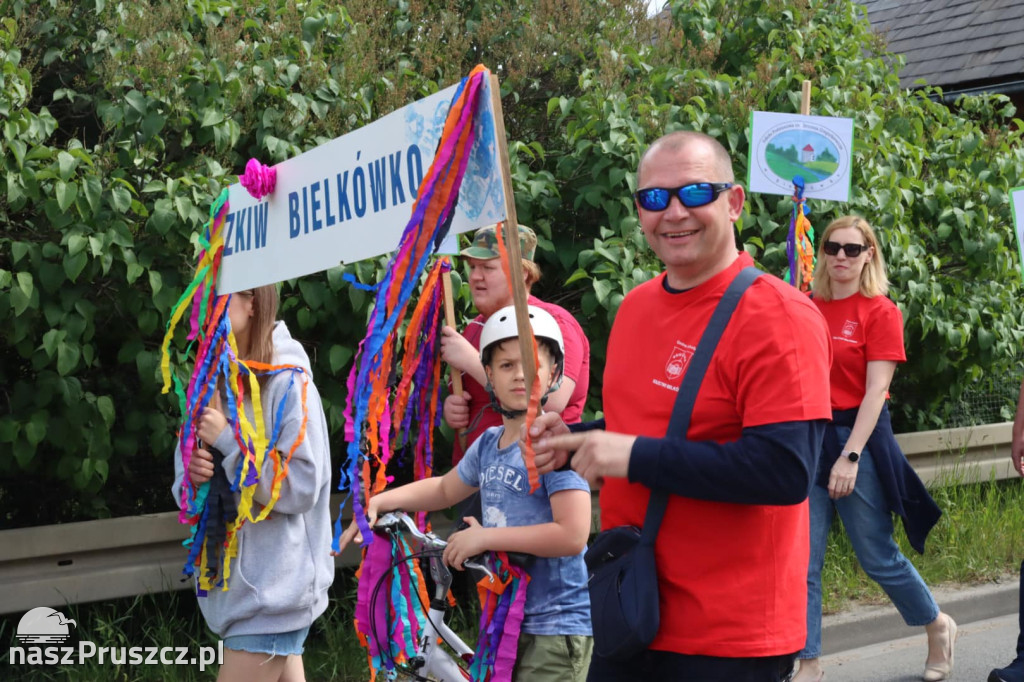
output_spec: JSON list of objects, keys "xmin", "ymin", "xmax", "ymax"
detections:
[
  {"xmin": 0, "ymin": 422, "xmax": 1018, "ymax": 616},
  {"xmin": 898, "ymin": 421, "xmax": 1015, "ymax": 484}
]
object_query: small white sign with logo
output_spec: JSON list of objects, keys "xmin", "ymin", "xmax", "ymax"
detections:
[{"xmin": 748, "ymin": 111, "xmax": 854, "ymax": 202}]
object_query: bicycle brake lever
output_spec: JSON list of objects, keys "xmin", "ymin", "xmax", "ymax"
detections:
[{"xmin": 462, "ymin": 559, "xmax": 495, "ymax": 582}]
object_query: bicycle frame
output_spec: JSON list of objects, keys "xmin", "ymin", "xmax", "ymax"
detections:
[{"xmin": 376, "ymin": 512, "xmax": 492, "ymax": 682}]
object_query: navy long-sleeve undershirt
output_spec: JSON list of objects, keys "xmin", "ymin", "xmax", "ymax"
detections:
[{"xmin": 568, "ymin": 418, "xmax": 826, "ymax": 506}]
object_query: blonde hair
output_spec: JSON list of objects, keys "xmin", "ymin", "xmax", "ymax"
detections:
[
  {"xmin": 811, "ymin": 215, "xmax": 889, "ymax": 301},
  {"xmin": 523, "ymin": 259, "xmax": 542, "ymax": 289},
  {"xmin": 243, "ymin": 284, "xmax": 279, "ymax": 365}
]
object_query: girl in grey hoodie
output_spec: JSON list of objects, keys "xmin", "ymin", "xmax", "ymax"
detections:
[{"xmin": 172, "ymin": 284, "xmax": 333, "ymax": 682}]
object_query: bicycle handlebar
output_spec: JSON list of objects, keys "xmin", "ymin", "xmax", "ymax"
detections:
[{"xmin": 374, "ymin": 511, "xmax": 495, "ymax": 582}]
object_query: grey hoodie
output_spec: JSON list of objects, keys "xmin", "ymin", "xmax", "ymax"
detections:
[{"xmin": 172, "ymin": 321, "xmax": 334, "ymax": 638}]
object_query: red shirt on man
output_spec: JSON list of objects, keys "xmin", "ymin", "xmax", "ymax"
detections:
[{"xmin": 601, "ymin": 253, "xmax": 832, "ymax": 657}]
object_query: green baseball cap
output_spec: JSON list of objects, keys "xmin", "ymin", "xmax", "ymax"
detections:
[{"xmin": 461, "ymin": 223, "xmax": 537, "ymax": 261}]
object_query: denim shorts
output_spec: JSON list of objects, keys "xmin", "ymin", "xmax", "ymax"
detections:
[{"xmin": 223, "ymin": 626, "xmax": 310, "ymax": 657}]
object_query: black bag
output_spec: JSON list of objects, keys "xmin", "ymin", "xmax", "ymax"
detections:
[{"xmin": 584, "ymin": 266, "xmax": 762, "ymax": 661}]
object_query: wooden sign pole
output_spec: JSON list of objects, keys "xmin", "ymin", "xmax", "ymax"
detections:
[
  {"xmin": 488, "ymin": 73, "xmax": 537, "ymax": 402},
  {"xmin": 796, "ymin": 79, "xmax": 812, "ymax": 290},
  {"xmin": 441, "ymin": 267, "xmax": 467, "ymax": 451}
]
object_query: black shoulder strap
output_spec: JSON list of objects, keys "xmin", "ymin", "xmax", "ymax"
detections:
[{"xmin": 640, "ymin": 266, "xmax": 763, "ymax": 544}]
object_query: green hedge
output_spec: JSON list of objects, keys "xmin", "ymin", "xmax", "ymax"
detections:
[{"xmin": 2, "ymin": 0, "xmax": 1022, "ymax": 526}]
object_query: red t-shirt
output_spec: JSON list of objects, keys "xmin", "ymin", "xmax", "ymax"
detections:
[
  {"xmin": 451, "ymin": 295, "xmax": 590, "ymax": 464},
  {"xmin": 813, "ymin": 293, "xmax": 906, "ymax": 410},
  {"xmin": 601, "ymin": 253, "xmax": 832, "ymax": 657}
]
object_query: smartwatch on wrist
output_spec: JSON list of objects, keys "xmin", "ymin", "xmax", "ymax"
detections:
[{"xmin": 840, "ymin": 449, "xmax": 860, "ymax": 463}]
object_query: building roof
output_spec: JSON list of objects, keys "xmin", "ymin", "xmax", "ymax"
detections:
[{"xmin": 858, "ymin": 0, "xmax": 1024, "ymax": 91}]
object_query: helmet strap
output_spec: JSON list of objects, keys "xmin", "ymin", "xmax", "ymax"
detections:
[{"xmin": 485, "ymin": 381, "xmax": 527, "ymax": 420}]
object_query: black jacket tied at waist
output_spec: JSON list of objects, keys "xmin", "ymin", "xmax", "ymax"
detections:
[{"xmin": 818, "ymin": 404, "xmax": 942, "ymax": 554}]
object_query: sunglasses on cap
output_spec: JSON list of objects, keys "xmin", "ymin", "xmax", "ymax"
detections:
[
  {"xmin": 634, "ymin": 182, "xmax": 734, "ymax": 211},
  {"xmin": 823, "ymin": 241, "xmax": 868, "ymax": 257}
]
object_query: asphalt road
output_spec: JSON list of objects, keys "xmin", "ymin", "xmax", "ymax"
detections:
[{"xmin": 818, "ymin": 614, "xmax": 1018, "ymax": 681}]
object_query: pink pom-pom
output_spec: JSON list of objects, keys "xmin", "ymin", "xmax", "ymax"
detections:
[{"xmin": 239, "ymin": 158, "xmax": 277, "ymax": 200}]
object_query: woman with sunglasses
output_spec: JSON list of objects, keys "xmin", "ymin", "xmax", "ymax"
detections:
[{"xmin": 793, "ymin": 216, "xmax": 954, "ymax": 682}]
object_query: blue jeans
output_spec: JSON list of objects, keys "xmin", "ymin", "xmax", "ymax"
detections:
[
  {"xmin": 223, "ymin": 625, "xmax": 310, "ymax": 657},
  {"xmin": 800, "ymin": 438, "xmax": 939, "ymax": 659}
]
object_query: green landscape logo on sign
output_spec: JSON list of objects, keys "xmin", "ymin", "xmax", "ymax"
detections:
[
  {"xmin": 765, "ymin": 131, "xmax": 839, "ymax": 183},
  {"xmin": 748, "ymin": 112, "xmax": 854, "ymax": 202}
]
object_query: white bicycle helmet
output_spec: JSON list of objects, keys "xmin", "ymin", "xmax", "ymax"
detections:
[{"xmin": 479, "ymin": 304, "xmax": 564, "ymax": 380}]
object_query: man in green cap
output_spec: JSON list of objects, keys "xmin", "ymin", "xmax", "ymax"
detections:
[{"xmin": 440, "ymin": 223, "xmax": 591, "ymax": 465}]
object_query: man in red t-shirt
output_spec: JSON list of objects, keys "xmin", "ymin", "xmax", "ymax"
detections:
[
  {"xmin": 441, "ymin": 223, "xmax": 590, "ymax": 465},
  {"xmin": 533, "ymin": 131, "xmax": 833, "ymax": 680}
]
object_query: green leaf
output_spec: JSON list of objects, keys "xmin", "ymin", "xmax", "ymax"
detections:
[
  {"xmin": 0, "ymin": 418, "xmax": 19, "ymax": 443},
  {"xmin": 38, "ymin": 262, "xmax": 65, "ymax": 293},
  {"xmin": 25, "ymin": 412, "xmax": 47, "ymax": 446},
  {"xmin": 126, "ymin": 262, "xmax": 144, "ymax": 284},
  {"xmin": 55, "ymin": 180, "xmax": 78, "ymax": 211},
  {"xmin": 149, "ymin": 201, "xmax": 176, "ymax": 234},
  {"xmin": 593, "ymin": 278, "xmax": 613, "ymax": 306},
  {"xmin": 298, "ymin": 279, "xmax": 325, "ymax": 310},
  {"xmin": 16, "ymin": 271, "xmax": 33, "ymax": 299},
  {"xmin": 11, "ymin": 242, "xmax": 30, "ymax": 264},
  {"xmin": 141, "ymin": 112, "xmax": 166, "ymax": 139},
  {"xmin": 174, "ymin": 195, "xmax": 191, "ymax": 221},
  {"xmin": 125, "ymin": 90, "xmax": 147, "ymax": 115},
  {"xmin": 564, "ymin": 268, "xmax": 590, "ymax": 286},
  {"xmin": 82, "ymin": 176, "xmax": 102, "ymax": 215},
  {"xmin": 10, "ymin": 286, "xmax": 31, "ymax": 315},
  {"xmin": 13, "ymin": 438, "xmax": 34, "ymax": 468},
  {"xmin": 149, "ymin": 270, "xmax": 162, "ymax": 296},
  {"xmin": 64, "ymin": 251, "xmax": 88, "ymax": 281},
  {"xmin": 97, "ymin": 396, "xmax": 115, "ymax": 428},
  {"xmin": 57, "ymin": 151, "xmax": 76, "ymax": 180},
  {"xmin": 68, "ymin": 233, "xmax": 88, "ymax": 256},
  {"xmin": 94, "ymin": 459, "xmax": 109, "ymax": 482},
  {"xmin": 329, "ymin": 344, "xmax": 353, "ymax": 373},
  {"xmin": 57, "ymin": 342, "xmax": 81, "ymax": 375},
  {"xmin": 41, "ymin": 328, "xmax": 66, "ymax": 357},
  {"xmin": 110, "ymin": 185, "xmax": 132, "ymax": 213},
  {"xmin": 201, "ymin": 108, "xmax": 225, "ymax": 127}
]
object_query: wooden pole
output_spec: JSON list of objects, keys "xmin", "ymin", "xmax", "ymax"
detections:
[
  {"xmin": 488, "ymin": 73, "xmax": 536, "ymax": 401},
  {"xmin": 796, "ymin": 79, "xmax": 812, "ymax": 289},
  {"xmin": 441, "ymin": 267, "xmax": 467, "ymax": 451}
]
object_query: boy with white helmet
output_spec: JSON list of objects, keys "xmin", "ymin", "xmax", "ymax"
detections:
[{"xmin": 338, "ymin": 304, "xmax": 593, "ymax": 681}]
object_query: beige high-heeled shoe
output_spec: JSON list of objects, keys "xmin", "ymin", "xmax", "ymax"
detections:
[
  {"xmin": 923, "ymin": 614, "xmax": 957, "ymax": 681},
  {"xmin": 793, "ymin": 670, "xmax": 824, "ymax": 682}
]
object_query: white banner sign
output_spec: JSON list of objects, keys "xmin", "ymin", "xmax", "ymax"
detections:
[
  {"xmin": 217, "ymin": 76, "xmax": 506, "ymax": 293},
  {"xmin": 1012, "ymin": 186, "xmax": 1024, "ymax": 281},
  {"xmin": 748, "ymin": 111, "xmax": 854, "ymax": 202}
]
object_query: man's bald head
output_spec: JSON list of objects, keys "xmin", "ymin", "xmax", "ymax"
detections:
[{"xmin": 637, "ymin": 131, "xmax": 735, "ymax": 186}]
